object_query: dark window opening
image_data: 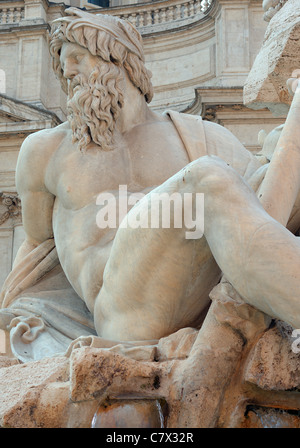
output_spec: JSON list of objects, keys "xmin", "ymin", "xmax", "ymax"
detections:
[{"xmin": 88, "ymin": 0, "xmax": 110, "ymax": 7}]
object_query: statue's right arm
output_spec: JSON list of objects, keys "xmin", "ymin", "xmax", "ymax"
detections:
[{"xmin": 13, "ymin": 130, "xmax": 56, "ymax": 266}]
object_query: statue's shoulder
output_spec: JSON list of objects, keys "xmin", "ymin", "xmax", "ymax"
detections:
[
  {"xmin": 21, "ymin": 121, "xmax": 70, "ymax": 154},
  {"xmin": 17, "ymin": 122, "xmax": 71, "ymax": 185}
]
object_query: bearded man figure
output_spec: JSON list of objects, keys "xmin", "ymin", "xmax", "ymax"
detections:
[
  {"xmin": 1, "ymin": 7, "xmax": 300, "ymax": 363},
  {"xmin": 50, "ymin": 12, "xmax": 153, "ymax": 152}
]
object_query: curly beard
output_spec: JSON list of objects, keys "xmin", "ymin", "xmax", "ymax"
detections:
[{"xmin": 67, "ymin": 61, "xmax": 125, "ymax": 152}]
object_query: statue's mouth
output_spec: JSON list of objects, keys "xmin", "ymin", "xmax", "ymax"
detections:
[{"xmin": 68, "ymin": 77, "xmax": 82, "ymax": 94}]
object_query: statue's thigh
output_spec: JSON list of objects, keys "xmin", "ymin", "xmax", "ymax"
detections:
[{"xmin": 103, "ymin": 171, "xmax": 204, "ymax": 296}]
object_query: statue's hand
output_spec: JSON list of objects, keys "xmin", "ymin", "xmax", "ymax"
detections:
[{"xmin": 287, "ymin": 69, "xmax": 300, "ymax": 96}]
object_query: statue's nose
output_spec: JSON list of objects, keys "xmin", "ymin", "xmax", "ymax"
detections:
[{"xmin": 63, "ymin": 60, "xmax": 77, "ymax": 79}]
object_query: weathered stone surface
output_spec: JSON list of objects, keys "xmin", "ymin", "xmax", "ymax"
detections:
[
  {"xmin": 156, "ymin": 327, "xmax": 198, "ymax": 361},
  {"xmin": 166, "ymin": 301, "xmax": 246, "ymax": 428},
  {"xmin": 209, "ymin": 278, "xmax": 272, "ymax": 341},
  {"xmin": 0, "ymin": 355, "xmax": 19, "ymax": 368},
  {"xmin": 244, "ymin": 405, "xmax": 300, "ymax": 428},
  {"xmin": 0, "ymin": 317, "xmax": 299, "ymax": 428},
  {"xmin": 244, "ymin": 0, "xmax": 300, "ymax": 115},
  {"xmin": 92, "ymin": 400, "xmax": 164, "ymax": 428},
  {"xmin": 0, "ymin": 355, "xmax": 69, "ymax": 427},
  {"xmin": 69, "ymin": 347, "xmax": 163, "ymax": 402},
  {"xmin": 244, "ymin": 321, "xmax": 300, "ymax": 391},
  {"xmin": 2, "ymin": 381, "xmax": 71, "ymax": 428}
]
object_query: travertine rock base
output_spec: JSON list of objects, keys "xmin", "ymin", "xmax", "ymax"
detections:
[{"xmin": 0, "ymin": 296, "xmax": 299, "ymax": 429}]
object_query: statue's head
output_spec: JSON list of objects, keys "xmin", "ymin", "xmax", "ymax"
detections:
[{"xmin": 49, "ymin": 7, "xmax": 153, "ymax": 151}]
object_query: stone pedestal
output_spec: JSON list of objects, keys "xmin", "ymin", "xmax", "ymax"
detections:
[{"xmin": 0, "ymin": 284, "xmax": 299, "ymax": 429}]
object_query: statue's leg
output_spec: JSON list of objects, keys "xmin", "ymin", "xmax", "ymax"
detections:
[
  {"xmin": 93, "ymin": 158, "xmax": 223, "ymax": 341},
  {"xmin": 94, "ymin": 154, "xmax": 300, "ymax": 341},
  {"xmin": 196, "ymin": 156, "xmax": 300, "ymax": 329}
]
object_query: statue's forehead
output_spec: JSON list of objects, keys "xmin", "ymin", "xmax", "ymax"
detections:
[
  {"xmin": 51, "ymin": 13, "xmax": 143, "ymax": 60},
  {"xmin": 59, "ymin": 41, "xmax": 96, "ymax": 66},
  {"xmin": 60, "ymin": 41, "xmax": 89, "ymax": 56}
]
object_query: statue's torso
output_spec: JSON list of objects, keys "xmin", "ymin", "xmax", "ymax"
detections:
[
  {"xmin": 46, "ymin": 118, "xmax": 200, "ymax": 310},
  {"xmin": 40, "ymin": 115, "xmax": 261, "ymax": 334}
]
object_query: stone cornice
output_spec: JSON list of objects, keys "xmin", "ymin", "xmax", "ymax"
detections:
[
  {"xmin": 184, "ymin": 86, "xmax": 244, "ymax": 114},
  {"xmin": 0, "ymin": 0, "xmax": 66, "ymax": 27},
  {"xmin": 0, "ymin": 94, "xmax": 62, "ymax": 136},
  {"xmin": 0, "ymin": 94, "xmax": 61, "ymax": 124}
]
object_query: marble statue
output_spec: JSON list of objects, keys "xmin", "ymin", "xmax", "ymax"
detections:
[{"xmin": 0, "ymin": 7, "xmax": 300, "ymax": 363}]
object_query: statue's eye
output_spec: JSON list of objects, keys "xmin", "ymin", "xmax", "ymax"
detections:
[{"xmin": 75, "ymin": 55, "xmax": 84, "ymax": 64}]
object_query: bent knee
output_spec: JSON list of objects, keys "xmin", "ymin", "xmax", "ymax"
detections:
[{"xmin": 184, "ymin": 155, "xmax": 243, "ymax": 194}]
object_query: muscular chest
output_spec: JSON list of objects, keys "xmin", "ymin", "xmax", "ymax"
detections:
[{"xmin": 46, "ymin": 123, "xmax": 190, "ymax": 210}]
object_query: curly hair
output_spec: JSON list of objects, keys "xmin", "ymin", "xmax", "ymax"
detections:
[{"xmin": 49, "ymin": 7, "xmax": 153, "ymax": 103}]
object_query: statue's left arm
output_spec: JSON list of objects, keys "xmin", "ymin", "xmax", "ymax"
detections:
[{"xmin": 256, "ymin": 73, "xmax": 300, "ymax": 228}]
